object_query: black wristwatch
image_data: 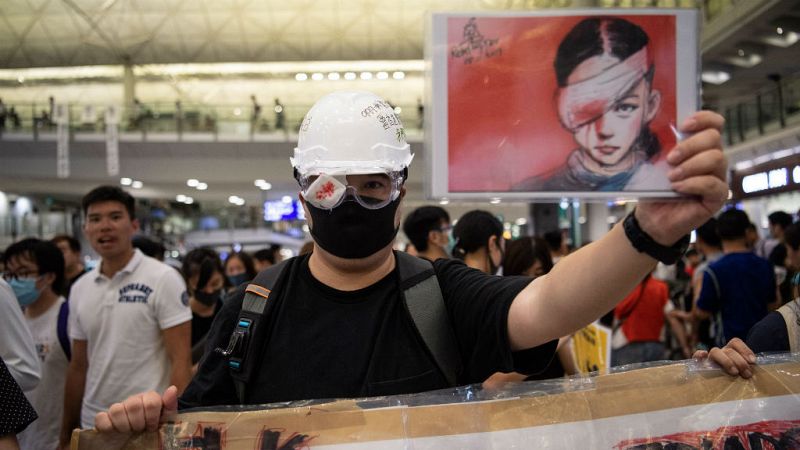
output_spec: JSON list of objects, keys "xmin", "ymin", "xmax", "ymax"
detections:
[{"xmin": 623, "ymin": 209, "xmax": 690, "ymax": 265}]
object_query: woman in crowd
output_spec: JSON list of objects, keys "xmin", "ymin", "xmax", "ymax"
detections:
[
  {"xmin": 503, "ymin": 236, "xmax": 577, "ymax": 379},
  {"xmin": 451, "ymin": 210, "xmax": 505, "ymax": 275},
  {"xmin": 223, "ymin": 251, "xmax": 256, "ymax": 288},
  {"xmin": 514, "ymin": 17, "xmax": 667, "ymax": 192},
  {"xmin": 183, "ymin": 248, "xmax": 229, "ymax": 365}
]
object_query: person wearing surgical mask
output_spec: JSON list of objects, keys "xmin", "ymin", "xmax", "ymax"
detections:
[
  {"xmin": 451, "ymin": 210, "xmax": 505, "ymax": 276},
  {"xmin": 182, "ymin": 248, "xmax": 229, "ymax": 365},
  {"xmin": 3, "ymin": 238, "xmax": 67, "ymax": 450},
  {"xmin": 223, "ymin": 251, "xmax": 256, "ymax": 289}
]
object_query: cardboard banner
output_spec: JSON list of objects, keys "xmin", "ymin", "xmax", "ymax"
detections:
[
  {"xmin": 572, "ymin": 321, "xmax": 612, "ymax": 374},
  {"xmin": 105, "ymin": 106, "xmax": 120, "ymax": 176},
  {"xmin": 73, "ymin": 355, "xmax": 800, "ymax": 450}
]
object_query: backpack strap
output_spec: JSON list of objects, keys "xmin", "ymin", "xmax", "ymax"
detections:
[
  {"xmin": 218, "ymin": 259, "xmax": 291, "ymax": 404},
  {"xmin": 777, "ymin": 301, "xmax": 800, "ymax": 353},
  {"xmin": 57, "ymin": 299, "xmax": 71, "ymax": 361},
  {"xmin": 395, "ymin": 252, "xmax": 462, "ymax": 386}
]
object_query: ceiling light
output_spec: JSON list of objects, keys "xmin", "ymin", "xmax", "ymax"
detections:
[
  {"xmin": 777, "ymin": 27, "xmax": 784, "ymax": 35},
  {"xmin": 439, "ymin": 198, "xmax": 449, "ymax": 205},
  {"xmin": 392, "ymin": 71, "xmax": 405, "ymax": 80},
  {"xmin": 17, "ymin": 76, "xmax": 24, "ymax": 83},
  {"xmin": 360, "ymin": 72, "xmax": 373, "ymax": 80},
  {"xmin": 702, "ymin": 70, "xmax": 731, "ymax": 85},
  {"xmin": 131, "ymin": 180, "xmax": 143, "ymax": 189},
  {"xmin": 295, "ymin": 73, "xmax": 308, "ymax": 81},
  {"xmin": 376, "ymin": 71, "xmax": 389, "ymax": 80},
  {"xmin": 259, "ymin": 182, "xmax": 272, "ymax": 190},
  {"xmin": 394, "ymin": 107, "xmax": 402, "ymax": 114},
  {"xmin": 233, "ymin": 108, "xmax": 242, "ymax": 116},
  {"xmin": 328, "ymin": 72, "xmax": 340, "ymax": 80},
  {"xmin": 311, "ymin": 72, "xmax": 324, "ymax": 81},
  {"xmin": 763, "ymin": 31, "xmax": 799, "ymax": 48},
  {"xmin": 187, "ymin": 179, "xmax": 199, "ymax": 187},
  {"xmin": 254, "ymin": 179, "xmax": 266, "ymax": 186},
  {"xmin": 344, "ymin": 72, "xmax": 357, "ymax": 80},
  {"xmin": 120, "ymin": 177, "xmax": 133, "ymax": 186},
  {"xmin": 515, "ymin": 218, "xmax": 527, "ymax": 226},
  {"xmin": 489, "ymin": 198, "xmax": 501, "ymax": 204},
  {"xmin": 196, "ymin": 182, "xmax": 208, "ymax": 190},
  {"xmin": 184, "ymin": 196, "xmax": 194, "ymax": 204},
  {"xmin": 727, "ymin": 53, "xmax": 762, "ymax": 68},
  {"xmin": 176, "ymin": 194, "xmax": 186, "ymax": 202},
  {"xmin": 282, "ymin": 195, "xmax": 292, "ymax": 203}
]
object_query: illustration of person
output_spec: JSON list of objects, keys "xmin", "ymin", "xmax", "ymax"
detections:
[{"xmin": 514, "ymin": 17, "xmax": 670, "ymax": 192}]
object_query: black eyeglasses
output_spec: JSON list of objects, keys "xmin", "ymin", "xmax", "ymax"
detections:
[{"xmin": 1, "ymin": 271, "xmax": 40, "ymax": 282}]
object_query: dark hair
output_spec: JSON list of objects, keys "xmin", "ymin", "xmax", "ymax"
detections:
[
  {"xmin": 3, "ymin": 238, "xmax": 65, "ymax": 296},
  {"xmin": 51, "ymin": 234, "xmax": 81, "ymax": 253},
  {"xmin": 768, "ymin": 211, "xmax": 793, "ymax": 229},
  {"xmin": 81, "ymin": 185, "xmax": 136, "ymax": 219},
  {"xmin": 785, "ymin": 223, "xmax": 800, "ymax": 251},
  {"xmin": 695, "ymin": 218, "xmax": 722, "ymax": 249},
  {"xmin": 555, "ymin": 17, "xmax": 649, "ymax": 87},
  {"xmin": 555, "ymin": 17, "xmax": 659, "ymax": 159},
  {"xmin": 132, "ymin": 236, "xmax": 166, "ymax": 260},
  {"xmin": 543, "ymin": 230, "xmax": 563, "ymax": 252},
  {"xmin": 451, "ymin": 210, "xmax": 503, "ymax": 259},
  {"xmin": 182, "ymin": 248, "xmax": 227, "ymax": 292},
  {"xmin": 225, "ymin": 251, "xmax": 257, "ymax": 279},
  {"xmin": 403, "ymin": 206, "xmax": 451, "ymax": 252},
  {"xmin": 503, "ymin": 236, "xmax": 553, "ymax": 277},
  {"xmin": 253, "ymin": 248, "xmax": 276, "ymax": 265},
  {"xmin": 717, "ymin": 209, "xmax": 750, "ymax": 241}
]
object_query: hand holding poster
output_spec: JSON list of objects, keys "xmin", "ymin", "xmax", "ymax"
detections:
[
  {"xmin": 74, "ymin": 355, "xmax": 800, "ymax": 450},
  {"xmin": 427, "ymin": 9, "xmax": 699, "ymax": 200}
]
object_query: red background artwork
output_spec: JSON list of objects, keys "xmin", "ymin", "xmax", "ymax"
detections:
[{"xmin": 446, "ymin": 15, "xmax": 677, "ymax": 192}]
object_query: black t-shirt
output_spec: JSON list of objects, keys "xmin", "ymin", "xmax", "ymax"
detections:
[
  {"xmin": 745, "ymin": 311, "xmax": 790, "ymax": 353},
  {"xmin": 191, "ymin": 299, "xmax": 223, "ymax": 347},
  {"xmin": 179, "ymin": 253, "xmax": 556, "ymax": 409}
]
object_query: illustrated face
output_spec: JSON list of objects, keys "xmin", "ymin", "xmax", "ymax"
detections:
[
  {"xmin": 572, "ymin": 79, "xmax": 656, "ymax": 167},
  {"xmin": 83, "ymin": 201, "xmax": 138, "ymax": 260}
]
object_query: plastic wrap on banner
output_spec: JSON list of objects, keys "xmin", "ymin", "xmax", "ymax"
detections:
[{"xmin": 72, "ymin": 353, "xmax": 800, "ymax": 450}]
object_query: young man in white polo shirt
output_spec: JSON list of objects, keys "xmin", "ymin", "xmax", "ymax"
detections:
[{"xmin": 59, "ymin": 185, "xmax": 191, "ymax": 448}]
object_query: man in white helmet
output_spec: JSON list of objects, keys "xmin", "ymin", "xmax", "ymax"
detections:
[{"xmin": 92, "ymin": 90, "xmax": 728, "ymax": 435}]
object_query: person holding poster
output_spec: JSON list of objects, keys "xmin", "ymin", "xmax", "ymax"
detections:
[
  {"xmin": 514, "ymin": 17, "xmax": 669, "ymax": 192},
  {"xmin": 91, "ymin": 90, "xmax": 727, "ymax": 437}
]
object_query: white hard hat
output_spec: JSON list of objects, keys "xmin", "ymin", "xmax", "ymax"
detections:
[{"xmin": 291, "ymin": 91, "xmax": 414, "ymax": 178}]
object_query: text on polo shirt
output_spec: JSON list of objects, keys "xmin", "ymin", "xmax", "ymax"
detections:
[{"xmin": 118, "ymin": 283, "xmax": 154, "ymax": 303}]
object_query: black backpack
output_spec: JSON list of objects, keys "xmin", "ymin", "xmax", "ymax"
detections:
[{"xmin": 217, "ymin": 251, "xmax": 463, "ymax": 403}]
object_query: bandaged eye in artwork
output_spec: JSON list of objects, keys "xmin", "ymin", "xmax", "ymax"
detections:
[{"xmin": 427, "ymin": 10, "xmax": 699, "ymax": 199}]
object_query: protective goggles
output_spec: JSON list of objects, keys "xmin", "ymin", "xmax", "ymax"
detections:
[{"xmin": 298, "ymin": 172, "xmax": 403, "ymax": 210}]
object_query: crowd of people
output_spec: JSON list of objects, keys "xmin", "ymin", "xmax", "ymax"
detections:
[{"xmin": 0, "ymin": 90, "xmax": 791, "ymax": 448}]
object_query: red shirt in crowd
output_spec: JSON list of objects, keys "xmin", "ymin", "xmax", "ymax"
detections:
[{"xmin": 614, "ymin": 276, "xmax": 669, "ymax": 343}]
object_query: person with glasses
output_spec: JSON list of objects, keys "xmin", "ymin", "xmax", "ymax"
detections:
[
  {"xmin": 92, "ymin": 90, "xmax": 728, "ymax": 435},
  {"xmin": 3, "ymin": 238, "xmax": 68, "ymax": 450},
  {"xmin": 402, "ymin": 206, "xmax": 453, "ymax": 261}
]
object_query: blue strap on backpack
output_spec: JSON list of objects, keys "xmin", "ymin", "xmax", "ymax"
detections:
[{"xmin": 57, "ymin": 300, "xmax": 71, "ymax": 361}]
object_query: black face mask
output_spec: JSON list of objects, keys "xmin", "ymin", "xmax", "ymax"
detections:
[
  {"xmin": 194, "ymin": 288, "xmax": 222, "ymax": 306},
  {"xmin": 306, "ymin": 197, "xmax": 400, "ymax": 259}
]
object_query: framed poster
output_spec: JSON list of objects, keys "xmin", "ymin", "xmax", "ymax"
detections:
[{"xmin": 426, "ymin": 9, "xmax": 700, "ymax": 200}]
